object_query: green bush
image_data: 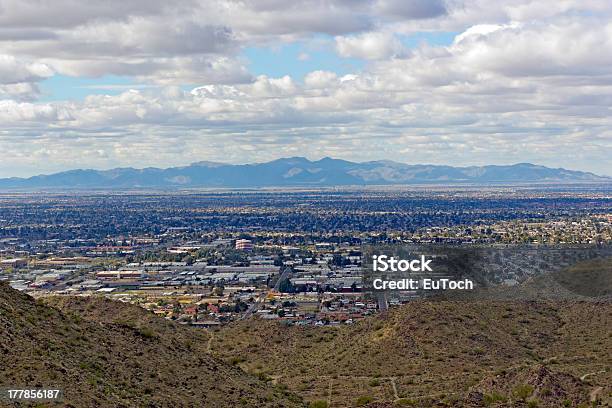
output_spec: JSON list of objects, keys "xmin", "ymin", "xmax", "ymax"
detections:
[
  {"xmin": 483, "ymin": 391, "xmax": 507, "ymax": 405},
  {"xmin": 513, "ymin": 384, "xmax": 534, "ymax": 401},
  {"xmin": 229, "ymin": 356, "xmax": 245, "ymax": 365},
  {"xmin": 355, "ymin": 395, "xmax": 375, "ymax": 406},
  {"xmin": 395, "ymin": 398, "xmax": 417, "ymax": 406},
  {"xmin": 137, "ymin": 327, "xmax": 157, "ymax": 339},
  {"xmin": 256, "ymin": 372, "xmax": 270, "ymax": 382},
  {"xmin": 309, "ymin": 400, "xmax": 329, "ymax": 408},
  {"xmin": 527, "ymin": 398, "xmax": 539, "ymax": 408}
]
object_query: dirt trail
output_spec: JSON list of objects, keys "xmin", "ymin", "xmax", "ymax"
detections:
[
  {"xmin": 589, "ymin": 386, "xmax": 603, "ymax": 402},
  {"xmin": 580, "ymin": 369, "xmax": 605, "ymax": 381},
  {"xmin": 206, "ymin": 331, "xmax": 214, "ymax": 353},
  {"xmin": 390, "ymin": 377, "xmax": 399, "ymax": 400}
]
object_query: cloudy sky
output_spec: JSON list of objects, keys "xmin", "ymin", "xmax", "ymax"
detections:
[{"xmin": 1, "ymin": 0, "xmax": 611, "ymax": 177}]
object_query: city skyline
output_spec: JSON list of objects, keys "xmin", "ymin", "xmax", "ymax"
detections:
[{"xmin": 1, "ymin": 0, "xmax": 612, "ymax": 178}]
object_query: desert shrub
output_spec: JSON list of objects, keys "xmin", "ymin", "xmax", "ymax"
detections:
[
  {"xmin": 355, "ymin": 395, "xmax": 375, "ymax": 406},
  {"xmin": 483, "ymin": 391, "xmax": 507, "ymax": 405},
  {"xmin": 394, "ymin": 398, "xmax": 416, "ymax": 406},
  {"xmin": 229, "ymin": 356, "xmax": 246, "ymax": 365},
  {"xmin": 513, "ymin": 384, "xmax": 534, "ymax": 401},
  {"xmin": 137, "ymin": 327, "xmax": 157, "ymax": 339},
  {"xmin": 527, "ymin": 398, "xmax": 539, "ymax": 408},
  {"xmin": 256, "ymin": 372, "xmax": 270, "ymax": 382}
]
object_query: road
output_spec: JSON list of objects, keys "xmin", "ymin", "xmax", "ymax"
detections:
[
  {"xmin": 241, "ymin": 293, "xmax": 264, "ymax": 320},
  {"xmin": 273, "ymin": 267, "xmax": 291, "ymax": 292},
  {"xmin": 240, "ymin": 267, "xmax": 292, "ymax": 320}
]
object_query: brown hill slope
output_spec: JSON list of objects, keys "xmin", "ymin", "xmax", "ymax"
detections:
[
  {"xmin": 210, "ymin": 300, "xmax": 610, "ymax": 407},
  {"xmin": 0, "ymin": 282, "xmax": 304, "ymax": 407},
  {"xmin": 467, "ymin": 364, "xmax": 590, "ymax": 407}
]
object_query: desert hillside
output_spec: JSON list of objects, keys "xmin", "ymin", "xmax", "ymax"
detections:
[
  {"xmin": 1, "ymin": 259, "xmax": 610, "ymax": 407},
  {"xmin": 0, "ymin": 282, "xmax": 303, "ymax": 407},
  {"xmin": 210, "ymin": 299, "xmax": 610, "ymax": 407}
]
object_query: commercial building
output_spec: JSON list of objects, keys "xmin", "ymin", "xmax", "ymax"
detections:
[{"xmin": 235, "ymin": 239, "xmax": 254, "ymax": 251}]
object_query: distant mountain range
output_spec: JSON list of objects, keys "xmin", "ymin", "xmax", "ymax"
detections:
[{"xmin": 0, "ymin": 157, "xmax": 609, "ymax": 189}]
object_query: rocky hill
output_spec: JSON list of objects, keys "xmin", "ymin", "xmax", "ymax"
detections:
[
  {"xmin": 210, "ymin": 299, "xmax": 610, "ymax": 407},
  {"xmin": 0, "ymin": 282, "xmax": 303, "ymax": 407},
  {"xmin": 1, "ymin": 266, "xmax": 610, "ymax": 407}
]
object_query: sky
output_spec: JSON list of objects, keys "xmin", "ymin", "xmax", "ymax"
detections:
[{"xmin": 0, "ymin": 0, "xmax": 611, "ymax": 177}]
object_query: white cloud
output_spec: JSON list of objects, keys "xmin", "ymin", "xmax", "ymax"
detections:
[
  {"xmin": 0, "ymin": 0, "xmax": 611, "ymax": 176},
  {"xmin": 0, "ymin": 55, "xmax": 53, "ymax": 100},
  {"xmin": 0, "ymin": 55, "xmax": 53, "ymax": 84},
  {"xmin": 335, "ymin": 31, "xmax": 406, "ymax": 60},
  {"xmin": 375, "ymin": 0, "xmax": 447, "ymax": 20},
  {"xmin": 304, "ymin": 71, "xmax": 338, "ymax": 88},
  {"xmin": 0, "ymin": 100, "xmax": 72, "ymax": 123},
  {"xmin": 0, "ymin": 0, "xmax": 181, "ymax": 28},
  {"xmin": 0, "ymin": 0, "xmax": 453, "ymax": 84},
  {"xmin": 0, "ymin": 82, "xmax": 40, "ymax": 101},
  {"xmin": 251, "ymin": 75, "xmax": 298, "ymax": 97}
]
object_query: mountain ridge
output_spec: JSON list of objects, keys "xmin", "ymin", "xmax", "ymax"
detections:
[{"xmin": 0, "ymin": 157, "xmax": 609, "ymax": 189}]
